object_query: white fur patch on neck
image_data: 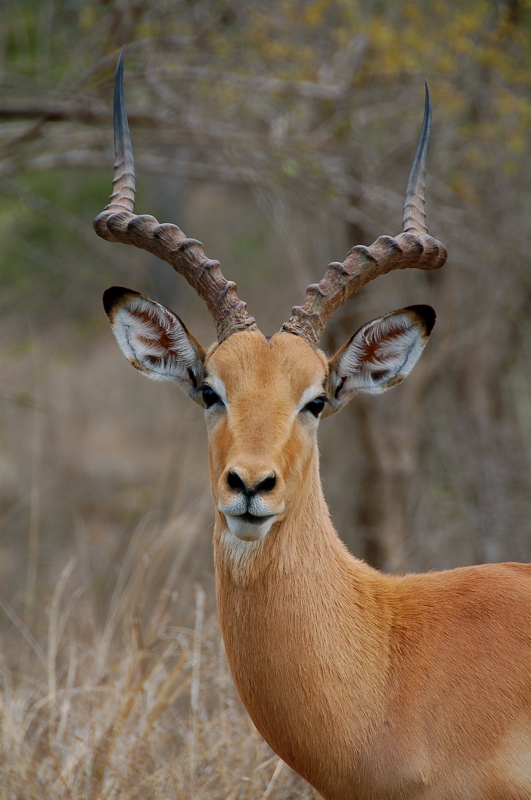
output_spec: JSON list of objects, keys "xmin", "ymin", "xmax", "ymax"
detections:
[{"xmin": 219, "ymin": 524, "xmax": 262, "ymax": 569}]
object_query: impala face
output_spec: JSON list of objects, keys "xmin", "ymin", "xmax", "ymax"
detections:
[
  {"xmin": 96, "ymin": 55, "xmax": 445, "ymax": 550},
  {"xmin": 204, "ymin": 331, "xmax": 328, "ymax": 541},
  {"xmin": 96, "ymin": 51, "xmax": 445, "ymax": 552},
  {"xmin": 103, "ymin": 286, "xmax": 436, "ymax": 545}
]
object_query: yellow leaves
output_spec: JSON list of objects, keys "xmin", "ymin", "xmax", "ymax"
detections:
[
  {"xmin": 493, "ymin": 90, "xmax": 530, "ymax": 165},
  {"xmin": 303, "ymin": 0, "xmax": 334, "ymax": 27},
  {"xmin": 450, "ymin": 79, "xmax": 530, "ymax": 184},
  {"xmin": 403, "ymin": 1, "xmax": 426, "ymax": 26},
  {"xmin": 434, "ymin": 51, "xmax": 455, "ymax": 76},
  {"xmin": 436, "ymin": 84, "xmax": 466, "ymax": 118},
  {"xmin": 448, "ymin": 172, "xmax": 478, "ymax": 206},
  {"xmin": 362, "ymin": 13, "xmax": 435, "ymax": 76},
  {"xmin": 507, "ymin": 130, "xmax": 526, "ymax": 158},
  {"xmin": 452, "ymin": 8, "xmax": 486, "ymax": 36},
  {"xmin": 72, "ymin": 0, "xmax": 531, "ymax": 196},
  {"xmin": 495, "ymin": 87, "xmax": 527, "ymax": 119}
]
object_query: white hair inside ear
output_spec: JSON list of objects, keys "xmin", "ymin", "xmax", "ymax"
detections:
[
  {"xmin": 103, "ymin": 287, "xmax": 206, "ymax": 403},
  {"xmin": 327, "ymin": 305, "xmax": 435, "ymax": 411}
]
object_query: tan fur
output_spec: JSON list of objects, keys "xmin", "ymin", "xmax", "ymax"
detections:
[{"xmin": 204, "ymin": 330, "xmax": 531, "ymax": 800}]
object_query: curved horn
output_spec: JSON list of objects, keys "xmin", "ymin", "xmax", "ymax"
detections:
[
  {"xmin": 402, "ymin": 80, "xmax": 431, "ymax": 235},
  {"xmin": 281, "ymin": 82, "xmax": 447, "ymax": 349},
  {"xmin": 94, "ymin": 49, "xmax": 257, "ymax": 344}
]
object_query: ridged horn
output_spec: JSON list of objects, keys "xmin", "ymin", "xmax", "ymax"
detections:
[
  {"xmin": 94, "ymin": 49, "xmax": 257, "ymax": 344},
  {"xmin": 281, "ymin": 82, "xmax": 447, "ymax": 348}
]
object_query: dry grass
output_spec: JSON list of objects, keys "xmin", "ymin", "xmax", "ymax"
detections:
[{"xmin": 0, "ymin": 524, "xmax": 317, "ymax": 800}]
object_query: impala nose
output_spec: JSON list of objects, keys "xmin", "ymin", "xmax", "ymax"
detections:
[{"xmin": 227, "ymin": 469, "xmax": 277, "ymax": 496}]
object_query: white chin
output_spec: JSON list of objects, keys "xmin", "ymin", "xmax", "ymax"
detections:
[{"xmin": 225, "ymin": 514, "xmax": 276, "ymax": 541}]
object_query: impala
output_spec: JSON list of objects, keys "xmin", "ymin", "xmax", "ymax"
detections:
[{"xmin": 94, "ymin": 53, "xmax": 531, "ymax": 800}]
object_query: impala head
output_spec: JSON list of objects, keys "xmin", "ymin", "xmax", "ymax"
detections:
[{"xmin": 95, "ymin": 52, "xmax": 447, "ymax": 544}]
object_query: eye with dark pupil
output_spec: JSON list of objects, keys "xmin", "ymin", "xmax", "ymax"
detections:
[
  {"xmin": 304, "ymin": 397, "xmax": 326, "ymax": 417},
  {"xmin": 202, "ymin": 386, "xmax": 221, "ymax": 408}
]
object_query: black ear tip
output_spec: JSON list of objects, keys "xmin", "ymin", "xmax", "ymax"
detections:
[
  {"xmin": 103, "ymin": 285, "xmax": 140, "ymax": 316},
  {"xmin": 407, "ymin": 304, "xmax": 436, "ymax": 335}
]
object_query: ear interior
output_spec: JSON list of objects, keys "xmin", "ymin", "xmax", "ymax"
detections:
[
  {"xmin": 103, "ymin": 286, "xmax": 205, "ymax": 401},
  {"xmin": 327, "ymin": 305, "xmax": 435, "ymax": 411}
]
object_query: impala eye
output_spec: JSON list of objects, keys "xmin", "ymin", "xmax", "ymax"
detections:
[
  {"xmin": 303, "ymin": 396, "xmax": 327, "ymax": 418},
  {"xmin": 202, "ymin": 386, "xmax": 222, "ymax": 408}
]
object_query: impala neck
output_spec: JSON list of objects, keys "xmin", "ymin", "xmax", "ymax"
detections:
[{"xmin": 212, "ymin": 442, "xmax": 387, "ymax": 795}]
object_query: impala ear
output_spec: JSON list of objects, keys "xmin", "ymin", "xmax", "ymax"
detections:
[
  {"xmin": 103, "ymin": 286, "xmax": 206, "ymax": 405},
  {"xmin": 325, "ymin": 305, "xmax": 435, "ymax": 416}
]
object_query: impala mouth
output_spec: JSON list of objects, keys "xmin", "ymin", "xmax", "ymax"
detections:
[
  {"xmin": 239, "ymin": 511, "xmax": 274, "ymax": 524},
  {"xmin": 223, "ymin": 510, "xmax": 277, "ymax": 541}
]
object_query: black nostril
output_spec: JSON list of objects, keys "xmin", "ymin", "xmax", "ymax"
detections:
[
  {"xmin": 255, "ymin": 473, "xmax": 276, "ymax": 494},
  {"xmin": 228, "ymin": 470, "xmax": 247, "ymax": 493},
  {"xmin": 227, "ymin": 470, "xmax": 276, "ymax": 496}
]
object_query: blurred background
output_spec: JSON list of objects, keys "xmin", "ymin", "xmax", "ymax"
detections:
[
  {"xmin": 0, "ymin": 1, "xmax": 530, "ymax": 792},
  {"xmin": 2, "ymin": 0, "xmax": 531, "ymax": 617}
]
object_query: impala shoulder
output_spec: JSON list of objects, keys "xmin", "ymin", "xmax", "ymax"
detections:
[{"xmin": 395, "ymin": 563, "xmax": 531, "ymax": 629}]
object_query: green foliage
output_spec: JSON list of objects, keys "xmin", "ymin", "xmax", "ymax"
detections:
[{"xmin": 0, "ymin": 169, "xmax": 114, "ymax": 323}]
